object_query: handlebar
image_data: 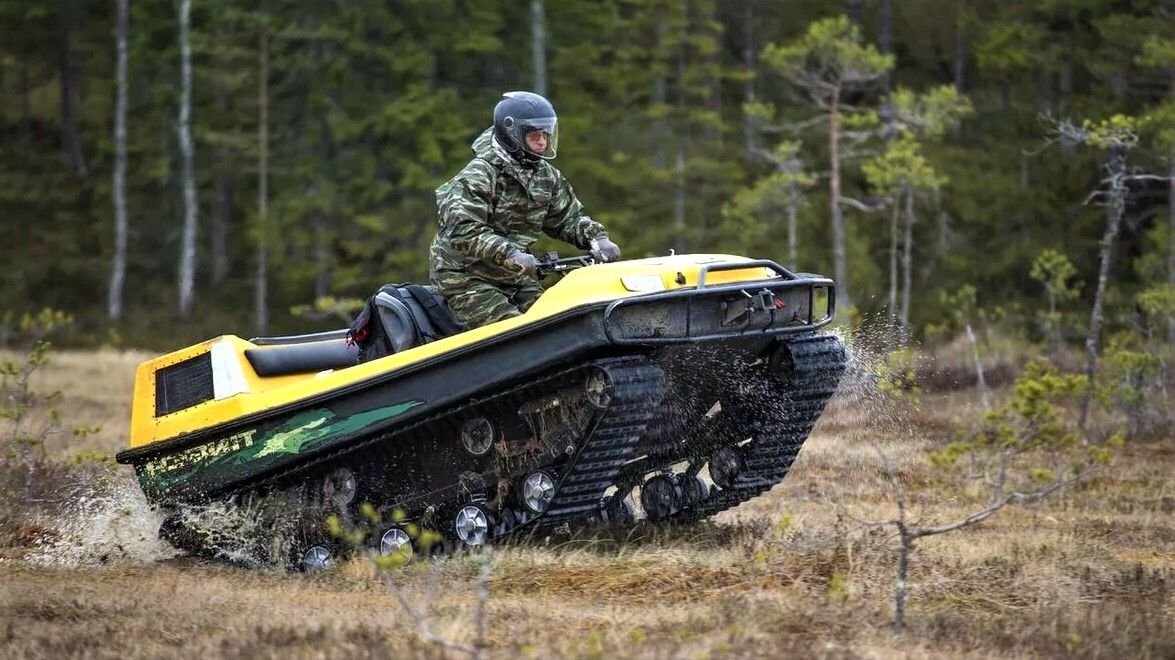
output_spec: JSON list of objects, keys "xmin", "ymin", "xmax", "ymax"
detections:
[{"xmin": 535, "ymin": 252, "xmax": 597, "ymax": 278}]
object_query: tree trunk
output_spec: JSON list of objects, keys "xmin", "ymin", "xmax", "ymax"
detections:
[
  {"xmin": 952, "ymin": 1, "xmax": 968, "ymax": 140},
  {"xmin": 787, "ymin": 182, "xmax": 798, "ymax": 270},
  {"xmin": 1058, "ymin": 60, "xmax": 1073, "ymax": 114},
  {"xmin": 59, "ymin": 1, "xmax": 88, "ymax": 180},
  {"xmin": 844, "ymin": 0, "xmax": 863, "ymax": 25},
  {"xmin": 20, "ymin": 57, "xmax": 32, "ymax": 137},
  {"xmin": 1167, "ymin": 158, "xmax": 1174, "ymax": 345},
  {"xmin": 967, "ymin": 321, "xmax": 990, "ymax": 410},
  {"xmin": 879, "ymin": 0, "xmax": 893, "ymax": 92},
  {"xmin": 177, "ymin": 0, "xmax": 197, "ymax": 318},
  {"xmin": 313, "ymin": 213, "xmax": 331, "ymax": 300},
  {"xmin": 900, "ymin": 187, "xmax": 914, "ymax": 331},
  {"xmin": 889, "ymin": 199, "xmax": 899, "ymax": 322},
  {"xmin": 1079, "ymin": 146, "xmax": 1127, "ymax": 429},
  {"xmin": 674, "ymin": 143, "xmax": 686, "ymax": 253},
  {"xmin": 108, "ymin": 0, "xmax": 129, "ymax": 321},
  {"xmin": 954, "ymin": 1, "xmax": 967, "ymax": 93},
  {"xmin": 700, "ymin": 1, "xmax": 721, "ymax": 145},
  {"xmin": 211, "ymin": 162, "xmax": 233, "ymax": 285},
  {"xmin": 829, "ymin": 87, "xmax": 851, "ymax": 309},
  {"xmin": 742, "ymin": 0, "xmax": 755, "ymax": 157},
  {"xmin": 652, "ymin": 11, "xmax": 667, "ymax": 170},
  {"xmin": 673, "ymin": 41, "xmax": 687, "ymax": 253},
  {"xmin": 255, "ymin": 28, "xmax": 270, "ymax": 336},
  {"xmin": 894, "ymin": 530, "xmax": 910, "ymax": 635},
  {"xmin": 1165, "ymin": 158, "xmax": 1175, "ymax": 345},
  {"xmin": 530, "ymin": 0, "xmax": 546, "ymax": 96}
]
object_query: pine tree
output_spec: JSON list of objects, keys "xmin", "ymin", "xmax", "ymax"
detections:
[{"xmin": 762, "ymin": 16, "xmax": 893, "ymax": 310}]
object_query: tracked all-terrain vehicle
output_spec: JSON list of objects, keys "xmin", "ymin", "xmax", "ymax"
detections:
[{"xmin": 116, "ymin": 254, "xmax": 846, "ymax": 570}]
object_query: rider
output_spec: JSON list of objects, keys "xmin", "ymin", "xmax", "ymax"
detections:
[{"xmin": 429, "ymin": 91, "xmax": 621, "ymax": 329}]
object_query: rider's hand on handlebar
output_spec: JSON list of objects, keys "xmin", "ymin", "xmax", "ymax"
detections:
[
  {"xmin": 505, "ymin": 249, "xmax": 538, "ymax": 277},
  {"xmin": 590, "ymin": 235, "xmax": 621, "ymax": 263}
]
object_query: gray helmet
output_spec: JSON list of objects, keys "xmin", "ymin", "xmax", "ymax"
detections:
[{"xmin": 493, "ymin": 91, "xmax": 559, "ymax": 161}]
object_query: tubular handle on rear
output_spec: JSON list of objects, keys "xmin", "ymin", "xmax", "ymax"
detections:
[{"xmin": 695, "ymin": 260, "xmax": 797, "ymax": 289}]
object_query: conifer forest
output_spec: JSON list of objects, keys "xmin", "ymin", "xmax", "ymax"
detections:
[{"xmin": 1, "ymin": 0, "xmax": 1171, "ymax": 347}]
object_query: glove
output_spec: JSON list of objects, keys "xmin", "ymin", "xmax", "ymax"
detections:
[
  {"xmin": 590, "ymin": 234, "xmax": 621, "ymax": 263},
  {"xmin": 504, "ymin": 249, "xmax": 538, "ymax": 277}
]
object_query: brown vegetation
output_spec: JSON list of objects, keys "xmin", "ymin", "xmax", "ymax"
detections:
[{"xmin": 0, "ymin": 349, "xmax": 1171, "ymax": 658}]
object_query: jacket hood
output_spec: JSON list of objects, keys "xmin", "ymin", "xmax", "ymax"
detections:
[
  {"xmin": 472, "ymin": 126, "xmax": 549, "ymax": 177},
  {"xmin": 472, "ymin": 127, "xmax": 504, "ymax": 160}
]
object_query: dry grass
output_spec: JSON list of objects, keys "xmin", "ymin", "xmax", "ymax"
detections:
[
  {"xmin": 1, "ymin": 348, "xmax": 147, "ymax": 459},
  {"xmin": 0, "ymin": 348, "xmax": 1172, "ymax": 658}
]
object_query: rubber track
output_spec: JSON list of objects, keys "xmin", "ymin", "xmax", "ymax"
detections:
[
  {"xmin": 541, "ymin": 357, "xmax": 665, "ymax": 521},
  {"xmin": 214, "ymin": 356, "xmax": 663, "ymax": 531},
  {"xmin": 673, "ymin": 334, "xmax": 846, "ymax": 522}
]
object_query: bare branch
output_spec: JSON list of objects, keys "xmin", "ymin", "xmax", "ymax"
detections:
[
  {"xmin": 840, "ymin": 196, "xmax": 887, "ymax": 213},
  {"xmin": 383, "ymin": 574, "xmax": 479, "ymax": 657},
  {"xmin": 1123, "ymin": 173, "xmax": 1174, "ymax": 183},
  {"xmin": 836, "ymin": 503, "xmax": 899, "ymax": 529}
]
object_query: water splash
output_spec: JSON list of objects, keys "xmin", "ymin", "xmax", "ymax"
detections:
[
  {"xmin": 164, "ymin": 493, "xmax": 309, "ymax": 570},
  {"xmin": 25, "ymin": 472, "xmax": 180, "ymax": 567}
]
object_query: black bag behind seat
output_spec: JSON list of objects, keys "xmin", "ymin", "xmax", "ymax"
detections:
[{"xmin": 348, "ymin": 284, "xmax": 467, "ymax": 363}]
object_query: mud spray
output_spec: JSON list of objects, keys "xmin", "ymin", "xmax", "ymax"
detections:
[
  {"xmin": 25, "ymin": 472, "xmax": 179, "ymax": 567},
  {"xmin": 23, "ymin": 468, "xmax": 315, "ymax": 569}
]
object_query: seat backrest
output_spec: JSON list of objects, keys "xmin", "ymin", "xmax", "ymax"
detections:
[
  {"xmin": 350, "ymin": 283, "xmax": 467, "ymax": 364},
  {"xmin": 373, "ymin": 291, "xmax": 420, "ymax": 354}
]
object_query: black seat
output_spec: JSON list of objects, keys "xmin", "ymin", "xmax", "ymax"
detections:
[
  {"xmin": 244, "ymin": 338, "xmax": 359, "ymax": 377},
  {"xmin": 353, "ymin": 283, "xmax": 466, "ymax": 363}
]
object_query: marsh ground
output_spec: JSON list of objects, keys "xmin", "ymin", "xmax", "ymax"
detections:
[{"xmin": 0, "ymin": 349, "xmax": 1171, "ymax": 658}]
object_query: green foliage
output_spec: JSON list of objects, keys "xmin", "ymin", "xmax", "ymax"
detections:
[
  {"xmin": 1, "ymin": 309, "xmax": 101, "ymax": 503},
  {"xmin": 1136, "ymin": 284, "xmax": 1175, "ymax": 323},
  {"xmin": 326, "ymin": 504, "xmax": 443, "ymax": 571},
  {"xmin": 762, "ymin": 15, "xmax": 894, "ymax": 94},
  {"xmin": 925, "ymin": 285, "xmax": 1006, "ymax": 341},
  {"xmin": 1030, "ymin": 249, "xmax": 1082, "ymax": 350},
  {"xmin": 1030, "ymin": 249, "xmax": 1081, "ymax": 305},
  {"xmin": 932, "ymin": 358, "xmax": 1111, "ymax": 478},
  {"xmin": 875, "ymin": 347, "xmax": 922, "ymax": 398},
  {"xmin": 976, "ymin": 21, "xmax": 1051, "ymax": 82},
  {"xmin": 862, "ymin": 135, "xmax": 944, "ymax": 195},
  {"xmin": 1080, "ymin": 115, "xmax": 1143, "ymax": 150},
  {"xmin": 888, "ymin": 85, "xmax": 974, "ymax": 140},
  {"xmin": 1096, "ymin": 333, "xmax": 1170, "ymax": 439},
  {"xmin": 289, "ymin": 296, "xmax": 365, "ymax": 326}
]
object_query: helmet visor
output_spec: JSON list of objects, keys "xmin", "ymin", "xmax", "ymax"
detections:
[{"xmin": 520, "ymin": 117, "xmax": 558, "ymax": 159}]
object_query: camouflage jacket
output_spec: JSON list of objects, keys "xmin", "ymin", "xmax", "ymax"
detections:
[{"xmin": 430, "ymin": 127, "xmax": 606, "ymax": 284}]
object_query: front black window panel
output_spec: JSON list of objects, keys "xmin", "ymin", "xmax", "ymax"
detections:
[{"xmin": 155, "ymin": 353, "xmax": 214, "ymax": 417}]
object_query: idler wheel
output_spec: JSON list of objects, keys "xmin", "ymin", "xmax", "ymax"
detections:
[
  {"xmin": 678, "ymin": 474, "xmax": 710, "ymax": 509},
  {"xmin": 299, "ymin": 544, "xmax": 335, "ymax": 573},
  {"xmin": 323, "ymin": 467, "xmax": 358, "ymax": 506},
  {"xmin": 709, "ymin": 446, "xmax": 745, "ymax": 490},
  {"xmin": 460, "ymin": 417, "xmax": 496, "ymax": 456},
  {"xmin": 600, "ymin": 494, "xmax": 635, "ymax": 525},
  {"xmin": 584, "ymin": 369, "xmax": 612, "ymax": 409},
  {"xmin": 641, "ymin": 475, "xmax": 679, "ymax": 522},
  {"xmin": 453, "ymin": 503, "xmax": 494, "ymax": 546},
  {"xmin": 377, "ymin": 526, "xmax": 414, "ymax": 563},
  {"xmin": 519, "ymin": 471, "xmax": 556, "ymax": 515}
]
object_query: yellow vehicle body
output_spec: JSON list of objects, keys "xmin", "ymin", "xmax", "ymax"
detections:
[{"xmin": 127, "ymin": 254, "xmax": 781, "ymax": 451}]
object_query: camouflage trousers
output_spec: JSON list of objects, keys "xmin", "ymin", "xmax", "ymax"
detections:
[{"xmin": 431, "ymin": 270, "xmax": 544, "ymax": 329}]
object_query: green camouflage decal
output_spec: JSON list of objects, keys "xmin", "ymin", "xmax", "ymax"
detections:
[{"xmin": 140, "ymin": 400, "xmax": 422, "ymax": 495}]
